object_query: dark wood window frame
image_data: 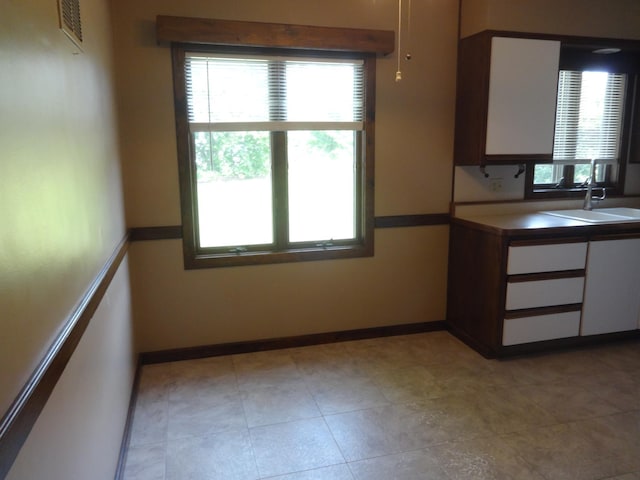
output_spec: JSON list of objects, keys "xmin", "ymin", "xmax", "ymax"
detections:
[
  {"xmin": 526, "ymin": 41, "xmax": 640, "ymax": 199},
  {"xmin": 157, "ymin": 16, "xmax": 394, "ymax": 268}
]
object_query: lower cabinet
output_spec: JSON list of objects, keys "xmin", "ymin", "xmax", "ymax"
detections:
[
  {"xmin": 502, "ymin": 241, "xmax": 586, "ymax": 346},
  {"xmin": 447, "ymin": 221, "xmax": 640, "ymax": 358},
  {"xmin": 581, "ymin": 236, "xmax": 640, "ymax": 335}
]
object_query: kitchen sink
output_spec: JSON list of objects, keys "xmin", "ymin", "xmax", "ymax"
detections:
[
  {"xmin": 597, "ymin": 207, "xmax": 640, "ymax": 218},
  {"xmin": 541, "ymin": 208, "xmax": 640, "ymax": 223}
]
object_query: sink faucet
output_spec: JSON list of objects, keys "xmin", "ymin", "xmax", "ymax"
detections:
[{"xmin": 583, "ymin": 159, "xmax": 606, "ymax": 211}]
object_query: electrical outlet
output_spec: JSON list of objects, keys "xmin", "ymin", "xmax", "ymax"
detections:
[{"xmin": 489, "ymin": 177, "xmax": 503, "ymax": 192}]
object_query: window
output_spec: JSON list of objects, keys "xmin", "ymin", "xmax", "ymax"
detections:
[
  {"xmin": 172, "ymin": 46, "xmax": 376, "ymax": 268},
  {"xmin": 528, "ymin": 45, "xmax": 638, "ymax": 198},
  {"xmin": 159, "ymin": 16, "xmax": 393, "ymax": 268},
  {"xmin": 533, "ymin": 70, "xmax": 627, "ymax": 189}
]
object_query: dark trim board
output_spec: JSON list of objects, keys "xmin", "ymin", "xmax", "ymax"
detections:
[
  {"xmin": 0, "ymin": 234, "xmax": 130, "ymax": 480},
  {"xmin": 0, "ymin": 227, "xmax": 445, "ymax": 480},
  {"xmin": 156, "ymin": 15, "xmax": 395, "ymax": 55},
  {"xmin": 374, "ymin": 213, "xmax": 450, "ymax": 229},
  {"xmin": 140, "ymin": 321, "xmax": 447, "ymax": 365},
  {"xmin": 448, "ymin": 321, "xmax": 640, "ymax": 359},
  {"xmin": 128, "ymin": 213, "xmax": 451, "ymax": 243},
  {"xmin": 113, "ymin": 358, "xmax": 143, "ymax": 480},
  {"xmin": 129, "ymin": 225, "xmax": 182, "ymax": 241},
  {"xmin": 1, "ymin": 213, "xmax": 448, "ymax": 477},
  {"xmin": 115, "ymin": 320, "xmax": 445, "ymax": 476},
  {"xmin": 500, "ymin": 330, "xmax": 640, "ymax": 358}
]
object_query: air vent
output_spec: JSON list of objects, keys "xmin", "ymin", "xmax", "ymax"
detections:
[{"xmin": 58, "ymin": 0, "xmax": 83, "ymax": 47}]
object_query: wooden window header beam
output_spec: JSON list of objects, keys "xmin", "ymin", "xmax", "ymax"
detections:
[{"xmin": 156, "ymin": 15, "xmax": 395, "ymax": 55}]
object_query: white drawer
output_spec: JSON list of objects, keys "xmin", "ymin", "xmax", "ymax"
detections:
[
  {"xmin": 507, "ymin": 242, "xmax": 587, "ymax": 274},
  {"xmin": 503, "ymin": 310, "xmax": 581, "ymax": 345},
  {"xmin": 506, "ymin": 277, "xmax": 584, "ymax": 310}
]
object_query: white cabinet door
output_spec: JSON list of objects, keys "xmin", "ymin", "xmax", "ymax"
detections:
[
  {"xmin": 581, "ymin": 238, "xmax": 640, "ymax": 335},
  {"xmin": 486, "ymin": 37, "xmax": 560, "ymax": 155}
]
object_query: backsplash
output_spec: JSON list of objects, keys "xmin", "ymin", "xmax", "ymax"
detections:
[
  {"xmin": 453, "ymin": 161, "xmax": 640, "ymax": 218},
  {"xmin": 453, "ymin": 197, "xmax": 640, "ymax": 218},
  {"xmin": 453, "ymin": 165, "xmax": 525, "ymax": 203}
]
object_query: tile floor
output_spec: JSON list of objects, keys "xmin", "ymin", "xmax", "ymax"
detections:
[{"xmin": 122, "ymin": 331, "xmax": 640, "ymax": 480}]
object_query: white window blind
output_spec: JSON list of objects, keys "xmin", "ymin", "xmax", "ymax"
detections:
[
  {"xmin": 185, "ymin": 53, "xmax": 365, "ymax": 132},
  {"xmin": 553, "ymin": 71, "xmax": 626, "ymax": 162}
]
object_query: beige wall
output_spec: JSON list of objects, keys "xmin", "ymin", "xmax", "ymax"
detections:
[
  {"xmin": 461, "ymin": 0, "xmax": 640, "ymax": 39},
  {"xmin": 0, "ymin": 0, "xmax": 134, "ymax": 477},
  {"xmin": 1, "ymin": 0, "xmax": 636, "ymax": 474},
  {"xmin": 112, "ymin": 0, "xmax": 458, "ymax": 352},
  {"xmin": 115, "ymin": 0, "xmax": 640, "ymax": 354},
  {"xmin": 129, "ymin": 228, "xmax": 449, "ymax": 351}
]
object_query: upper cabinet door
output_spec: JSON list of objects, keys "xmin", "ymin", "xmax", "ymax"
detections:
[
  {"xmin": 485, "ymin": 37, "xmax": 560, "ymax": 156},
  {"xmin": 453, "ymin": 32, "xmax": 561, "ymax": 165}
]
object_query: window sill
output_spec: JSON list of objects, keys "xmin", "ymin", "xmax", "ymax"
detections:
[
  {"xmin": 184, "ymin": 243, "xmax": 374, "ymax": 269},
  {"xmin": 526, "ymin": 185, "xmax": 622, "ymax": 200}
]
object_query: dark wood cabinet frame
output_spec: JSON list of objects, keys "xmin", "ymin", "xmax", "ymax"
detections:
[{"xmin": 446, "ymin": 218, "xmax": 640, "ymax": 358}]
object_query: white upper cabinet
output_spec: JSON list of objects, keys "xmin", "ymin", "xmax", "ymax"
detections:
[
  {"xmin": 485, "ymin": 37, "xmax": 560, "ymax": 156},
  {"xmin": 454, "ymin": 31, "xmax": 561, "ymax": 165}
]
